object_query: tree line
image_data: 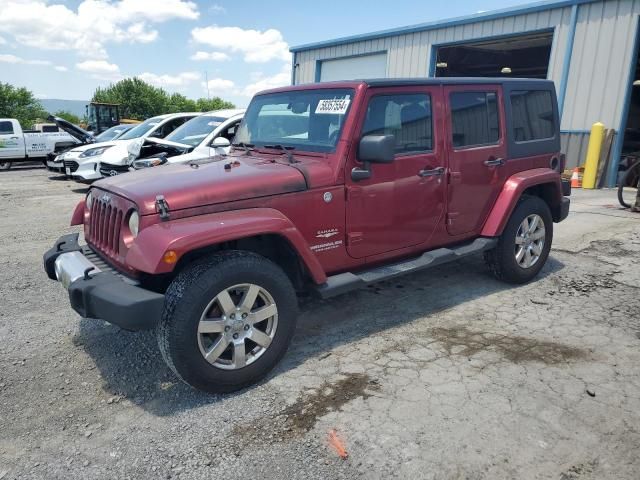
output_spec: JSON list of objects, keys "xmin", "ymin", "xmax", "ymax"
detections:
[{"xmin": 0, "ymin": 78, "xmax": 236, "ymax": 128}]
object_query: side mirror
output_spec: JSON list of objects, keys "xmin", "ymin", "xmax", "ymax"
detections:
[
  {"xmin": 211, "ymin": 136, "xmax": 231, "ymax": 148},
  {"xmin": 358, "ymin": 134, "xmax": 395, "ymax": 163},
  {"xmin": 352, "ymin": 134, "xmax": 395, "ymax": 181}
]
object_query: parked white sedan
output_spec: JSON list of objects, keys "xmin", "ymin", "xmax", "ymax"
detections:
[
  {"xmin": 126, "ymin": 109, "xmax": 245, "ymax": 170},
  {"xmin": 58, "ymin": 112, "xmax": 198, "ymax": 181}
]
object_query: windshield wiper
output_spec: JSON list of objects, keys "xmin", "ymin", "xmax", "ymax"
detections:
[
  {"xmin": 231, "ymin": 142, "xmax": 254, "ymax": 156},
  {"xmin": 263, "ymin": 144, "xmax": 298, "ymax": 164}
]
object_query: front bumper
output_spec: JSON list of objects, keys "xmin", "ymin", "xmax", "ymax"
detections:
[
  {"xmin": 46, "ymin": 159, "xmax": 64, "ymax": 172},
  {"xmin": 71, "ymin": 160, "xmax": 102, "ymax": 180},
  {"xmin": 43, "ymin": 233, "xmax": 164, "ymax": 331},
  {"xmin": 99, "ymin": 163, "xmax": 131, "ymax": 177}
]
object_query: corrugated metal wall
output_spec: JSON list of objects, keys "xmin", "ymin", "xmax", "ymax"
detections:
[
  {"xmin": 294, "ymin": 0, "xmax": 640, "ymax": 136},
  {"xmin": 294, "ymin": 6, "xmax": 574, "ymax": 90},
  {"xmin": 561, "ymin": 0, "xmax": 640, "ymax": 130}
]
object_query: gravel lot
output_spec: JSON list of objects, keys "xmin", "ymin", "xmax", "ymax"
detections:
[{"xmin": 1, "ymin": 165, "xmax": 640, "ymax": 480}]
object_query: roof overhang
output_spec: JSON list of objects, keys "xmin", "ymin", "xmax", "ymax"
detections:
[{"xmin": 290, "ymin": 0, "xmax": 599, "ymax": 53}]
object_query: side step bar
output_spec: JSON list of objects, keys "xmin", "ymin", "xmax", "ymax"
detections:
[{"xmin": 315, "ymin": 237, "xmax": 497, "ymax": 299}]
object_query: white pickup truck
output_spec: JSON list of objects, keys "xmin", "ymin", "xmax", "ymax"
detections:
[{"xmin": 0, "ymin": 118, "xmax": 79, "ymax": 170}]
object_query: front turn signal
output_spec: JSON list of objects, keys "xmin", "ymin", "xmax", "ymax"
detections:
[{"xmin": 163, "ymin": 250, "xmax": 178, "ymax": 264}]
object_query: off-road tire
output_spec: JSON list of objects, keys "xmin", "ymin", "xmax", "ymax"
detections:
[
  {"xmin": 157, "ymin": 250, "xmax": 298, "ymax": 394},
  {"xmin": 0, "ymin": 161, "xmax": 12, "ymax": 171},
  {"xmin": 484, "ymin": 195, "xmax": 553, "ymax": 284}
]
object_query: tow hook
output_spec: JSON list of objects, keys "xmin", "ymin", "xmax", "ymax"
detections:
[{"xmin": 155, "ymin": 195, "xmax": 170, "ymax": 221}]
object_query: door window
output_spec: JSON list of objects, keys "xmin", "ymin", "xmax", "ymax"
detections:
[
  {"xmin": 0, "ymin": 121, "xmax": 14, "ymax": 134},
  {"xmin": 450, "ymin": 92, "xmax": 499, "ymax": 148},
  {"xmin": 362, "ymin": 94, "xmax": 433, "ymax": 155}
]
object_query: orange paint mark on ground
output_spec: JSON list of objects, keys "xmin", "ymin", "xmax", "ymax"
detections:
[{"xmin": 328, "ymin": 429, "xmax": 348, "ymax": 459}]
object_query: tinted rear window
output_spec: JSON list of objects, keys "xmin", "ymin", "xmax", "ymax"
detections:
[
  {"xmin": 510, "ymin": 90, "xmax": 555, "ymax": 142},
  {"xmin": 450, "ymin": 92, "xmax": 499, "ymax": 148}
]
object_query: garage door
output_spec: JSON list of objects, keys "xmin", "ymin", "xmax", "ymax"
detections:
[{"xmin": 319, "ymin": 53, "xmax": 387, "ymax": 82}]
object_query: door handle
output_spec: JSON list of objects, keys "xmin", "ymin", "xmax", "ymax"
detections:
[
  {"xmin": 418, "ymin": 166, "xmax": 445, "ymax": 177},
  {"xmin": 484, "ymin": 158, "xmax": 505, "ymax": 167},
  {"xmin": 9, "ymin": 136, "xmax": 19, "ymax": 140}
]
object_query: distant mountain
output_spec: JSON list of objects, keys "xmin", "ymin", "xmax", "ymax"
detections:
[{"xmin": 40, "ymin": 99, "xmax": 89, "ymax": 118}]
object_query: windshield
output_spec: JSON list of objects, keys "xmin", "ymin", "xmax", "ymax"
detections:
[
  {"xmin": 95, "ymin": 125, "xmax": 130, "ymax": 142},
  {"xmin": 235, "ymin": 88, "xmax": 354, "ymax": 153},
  {"xmin": 165, "ymin": 115, "xmax": 226, "ymax": 147},
  {"xmin": 118, "ymin": 117, "xmax": 161, "ymax": 140}
]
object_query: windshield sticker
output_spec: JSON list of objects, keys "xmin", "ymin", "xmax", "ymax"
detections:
[{"xmin": 315, "ymin": 98, "xmax": 351, "ymax": 115}]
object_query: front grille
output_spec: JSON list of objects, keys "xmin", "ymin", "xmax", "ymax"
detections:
[
  {"xmin": 64, "ymin": 160, "xmax": 79, "ymax": 172},
  {"xmin": 99, "ymin": 164, "xmax": 130, "ymax": 177},
  {"xmin": 82, "ymin": 246, "xmax": 138, "ymax": 285},
  {"xmin": 88, "ymin": 195, "xmax": 124, "ymax": 255}
]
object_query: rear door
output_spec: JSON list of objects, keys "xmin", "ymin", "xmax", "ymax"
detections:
[
  {"xmin": 0, "ymin": 120, "xmax": 24, "ymax": 159},
  {"xmin": 444, "ymin": 85, "xmax": 507, "ymax": 236},
  {"xmin": 345, "ymin": 87, "xmax": 446, "ymax": 259}
]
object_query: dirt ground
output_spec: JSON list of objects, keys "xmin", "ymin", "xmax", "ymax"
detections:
[{"xmin": 1, "ymin": 164, "xmax": 640, "ymax": 480}]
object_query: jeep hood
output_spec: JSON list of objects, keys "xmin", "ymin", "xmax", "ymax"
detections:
[
  {"xmin": 48, "ymin": 115, "xmax": 94, "ymax": 144},
  {"xmin": 94, "ymin": 156, "xmax": 308, "ymax": 215}
]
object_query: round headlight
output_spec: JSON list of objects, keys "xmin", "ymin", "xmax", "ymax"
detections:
[
  {"xmin": 128, "ymin": 211, "xmax": 139, "ymax": 237},
  {"xmin": 86, "ymin": 190, "xmax": 93, "ymax": 210}
]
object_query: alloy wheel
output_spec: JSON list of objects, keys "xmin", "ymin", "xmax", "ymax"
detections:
[
  {"xmin": 197, "ymin": 283, "xmax": 278, "ymax": 370},
  {"xmin": 514, "ymin": 214, "xmax": 546, "ymax": 269}
]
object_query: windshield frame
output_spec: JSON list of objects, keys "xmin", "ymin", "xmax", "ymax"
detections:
[
  {"xmin": 236, "ymin": 88, "xmax": 355, "ymax": 154},
  {"xmin": 117, "ymin": 117, "xmax": 162, "ymax": 140},
  {"xmin": 164, "ymin": 115, "xmax": 227, "ymax": 147}
]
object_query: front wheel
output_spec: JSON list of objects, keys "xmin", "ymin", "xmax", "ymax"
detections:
[
  {"xmin": 485, "ymin": 195, "xmax": 553, "ymax": 284},
  {"xmin": 0, "ymin": 161, "xmax": 12, "ymax": 171},
  {"xmin": 157, "ymin": 251, "xmax": 298, "ymax": 394}
]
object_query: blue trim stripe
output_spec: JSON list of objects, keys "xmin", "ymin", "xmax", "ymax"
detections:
[
  {"xmin": 290, "ymin": 0, "xmax": 599, "ymax": 52},
  {"xmin": 607, "ymin": 15, "xmax": 640, "ymax": 187},
  {"xmin": 558, "ymin": 4, "xmax": 578, "ymax": 119}
]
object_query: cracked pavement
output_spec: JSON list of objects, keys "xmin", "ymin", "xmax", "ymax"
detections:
[{"xmin": 1, "ymin": 166, "xmax": 639, "ymax": 479}]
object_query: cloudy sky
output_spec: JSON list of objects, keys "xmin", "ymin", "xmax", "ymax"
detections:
[{"xmin": 0, "ymin": 0, "xmax": 530, "ymax": 107}]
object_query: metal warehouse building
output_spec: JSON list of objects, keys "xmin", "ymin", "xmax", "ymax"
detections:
[{"xmin": 290, "ymin": 0, "xmax": 640, "ymax": 185}]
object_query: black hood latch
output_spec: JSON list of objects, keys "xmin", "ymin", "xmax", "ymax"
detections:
[{"xmin": 155, "ymin": 195, "xmax": 170, "ymax": 221}]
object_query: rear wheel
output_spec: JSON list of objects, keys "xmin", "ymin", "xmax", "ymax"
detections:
[
  {"xmin": 157, "ymin": 250, "xmax": 298, "ymax": 394},
  {"xmin": 485, "ymin": 195, "xmax": 553, "ymax": 284},
  {"xmin": 0, "ymin": 161, "xmax": 12, "ymax": 171}
]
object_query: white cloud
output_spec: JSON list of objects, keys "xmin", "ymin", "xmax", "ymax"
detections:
[
  {"xmin": 54, "ymin": 65, "xmax": 68, "ymax": 72},
  {"xmin": 0, "ymin": 53, "xmax": 51, "ymax": 66},
  {"xmin": 0, "ymin": 0, "xmax": 199, "ymax": 59},
  {"xmin": 209, "ymin": 4, "xmax": 226, "ymax": 14},
  {"xmin": 242, "ymin": 64, "xmax": 291, "ymax": 97},
  {"xmin": 137, "ymin": 71, "xmax": 201, "ymax": 88},
  {"xmin": 76, "ymin": 60, "xmax": 120, "ymax": 74},
  {"xmin": 0, "ymin": 36, "xmax": 6, "ymax": 45},
  {"xmin": 190, "ymin": 51, "xmax": 229, "ymax": 62},
  {"xmin": 204, "ymin": 77, "xmax": 235, "ymax": 94},
  {"xmin": 191, "ymin": 26, "xmax": 290, "ymax": 63}
]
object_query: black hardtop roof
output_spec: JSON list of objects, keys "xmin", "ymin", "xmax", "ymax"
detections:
[
  {"xmin": 362, "ymin": 77, "xmax": 554, "ymax": 87},
  {"xmin": 260, "ymin": 77, "xmax": 556, "ymax": 96}
]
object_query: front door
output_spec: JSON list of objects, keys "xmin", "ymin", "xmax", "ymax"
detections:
[
  {"xmin": 443, "ymin": 85, "xmax": 507, "ymax": 236},
  {"xmin": 0, "ymin": 120, "xmax": 23, "ymax": 159},
  {"xmin": 346, "ymin": 87, "xmax": 446, "ymax": 259}
]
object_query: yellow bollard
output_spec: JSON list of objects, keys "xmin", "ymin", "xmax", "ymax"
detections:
[{"xmin": 582, "ymin": 122, "xmax": 605, "ymax": 189}]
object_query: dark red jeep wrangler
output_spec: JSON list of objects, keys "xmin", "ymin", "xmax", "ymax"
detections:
[{"xmin": 44, "ymin": 78, "xmax": 570, "ymax": 393}]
